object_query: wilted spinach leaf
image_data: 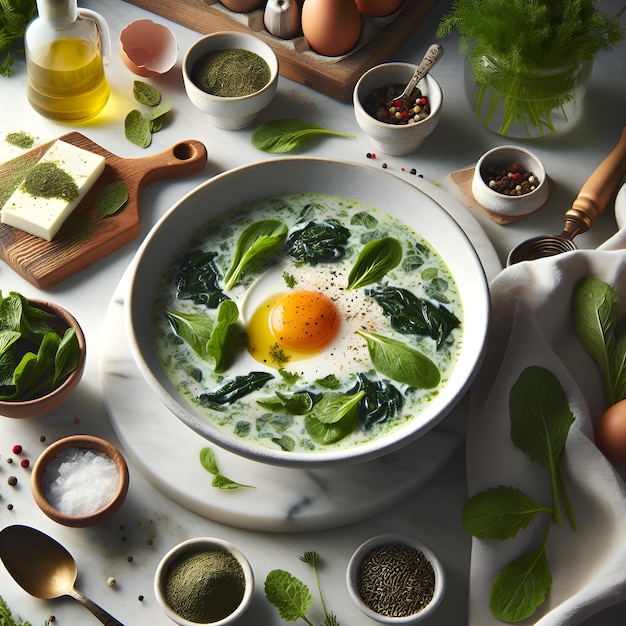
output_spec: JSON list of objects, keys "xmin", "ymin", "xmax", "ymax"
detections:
[
  {"xmin": 350, "ymin": 373, "xmax": 405, "ymax": 430},
  {"xmin": 285, "ymin": 220, "xmax": 350, "ymax": 265},
  {"xmin": 367, "ymin": 285, "xmax": 460, "ymax": 349},
  {"xmin": 176, "ymin": 250, "xmax": 228, "ymax": 308},
  {"xmin": 198, "ymin": 371, "xmax": 274, "ymax": 406}
]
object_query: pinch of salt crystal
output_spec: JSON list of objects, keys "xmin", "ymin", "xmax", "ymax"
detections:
[{"xmin": 42, "ymin": 448, "xmax": 119, "ymax": 516}]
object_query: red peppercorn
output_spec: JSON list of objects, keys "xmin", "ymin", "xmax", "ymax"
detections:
[
  {"xmin": 12, "ymin": 445, "xmax": 22, "ymax": 454},
  {"xmin": 420, "ymin": 97, "xmax": 428, "ymax": 105},
  {"xmin": 394, "ymin": 99, "xmax": 402, "ymax": 108},
  {"xmin": 513, "ymin": 172, "xmax": 522, "ymax": 180},
  {"xmin": 20, "ymin": 459, "xmax": 30, "ymax": 469},
  {"xmin": 401, "ymin": 110, "xmax": 409, "ymax": 118}
]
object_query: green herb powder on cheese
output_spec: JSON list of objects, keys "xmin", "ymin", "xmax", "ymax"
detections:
[
  {"xmin": 164, "ymin": 549, "xmax": 246, "ymax": 623},
  {"xmin": 191, "ymin": 48, "xmax": 271, "ymax": 97},
  {"xmin": 21, "ymin": 161, "xmax": 79, "ymax": 202}
]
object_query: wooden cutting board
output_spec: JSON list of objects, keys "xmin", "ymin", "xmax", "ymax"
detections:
[{"xmin": 0, "ymin": 131, "xmax": 208, "ymax": 289}]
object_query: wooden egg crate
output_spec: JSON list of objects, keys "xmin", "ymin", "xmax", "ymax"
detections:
[{"xmin": 122, "ymin": 0, "xmax": 440, "ymax": 102}]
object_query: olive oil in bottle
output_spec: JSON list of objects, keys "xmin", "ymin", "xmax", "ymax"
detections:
[{"xmin": 25, "ymin": 0, "xmax": 111, "ymax": 123}]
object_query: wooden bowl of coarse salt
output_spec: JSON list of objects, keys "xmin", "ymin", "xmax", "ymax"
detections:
[{"xmin": 31, "ymin": 435, "xmax": 129, "ymax": 527}]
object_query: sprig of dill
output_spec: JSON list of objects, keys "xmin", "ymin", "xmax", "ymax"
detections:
[
  {"xmin": 0, "ymin": 0, "xmax": 36, "ymax": 77},
  {"xmin": 437, "ymin": 0, "xmax": 623, "ymax": 71}
]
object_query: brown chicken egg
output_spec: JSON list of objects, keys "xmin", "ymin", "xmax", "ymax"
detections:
[
  {"xmin": 301, "ymin": 0, "xmax": 362, "ymax": 57},
  {"xmin": 595, "ymin": 398, "xmax": 626, "ymax": 466}
]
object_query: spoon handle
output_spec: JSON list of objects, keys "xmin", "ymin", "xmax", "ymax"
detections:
[
  {"xmin": 68, "ymin": 587, "xmax": 126, "ymax": 626},
  {"xmin": 397, "ymin": 43, "xmax": 444, "ymax": 103}
]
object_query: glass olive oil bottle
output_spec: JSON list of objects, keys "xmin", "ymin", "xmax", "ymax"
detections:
[{"xmin": 25, "ymin": 0, "xmax": 111, "ymax": 123}]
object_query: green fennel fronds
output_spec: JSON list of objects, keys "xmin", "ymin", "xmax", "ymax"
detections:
[{"xmin": 0, "ymin": 0, "xmax": 37, "ymax": 77}]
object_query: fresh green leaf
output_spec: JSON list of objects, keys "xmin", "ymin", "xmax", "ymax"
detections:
[
  {"xmin": 199, "ymin": 446, "xmax": 220, "ymax": 474},
  {"xmin": 224, "ymin": 220, "xmax": 288, "ymax": 289},
  {"xmin": 346, "ymin": 237, "xmax": 402, "ymax": 290},
  {"xmin": 95, "ymin": 181, "xmax": 129, "ymax": 217},
  {"xmin": 124, "ymin": 109, "xmax": 152, "ymax": 147},
  {"xmin": 145, "ymin": 100, "xmax": 172, "ymax": 123},
  {"xmin": 509, "ymin": 366, "xmax": 575, "ymax": 524},
  {"xmin": 206, "ymin": 299, "xmax": 239, "ymax": 373},
  {"xmin": 264, "ymin": 569, "xmax": 315, "ymax": 624},
  {"xmin": 165, "ymin": 309, "xmax": 213, "ymax": 358},
  {"xmin": 52, "ymin": 328, "xmax": 80, "ymax": 388},
  {"xmin": 257, "ymin": 391, "xmax": 314, "ymax": 415},
  {"xmin": 351, "ymin": 373, "xmax": 404, "ymax": 430},
  {"xmin": 357, "ymin": 329, "xmax": 440, "ymax": 388},
  {"xmin": 199, "ymin": 446, "xmax": 255, "ymax": 489},
  {"xmin": 462, "ymin": 486, "xmax": 552, "ymax": 540},
  {"xmin": 252, "ymin": 118, "xmax": 355, "ymax": 154},
  {"xmin": 315, "ymin": 373, "xmax": 341, "ymax": 389},
  {"xmin": 490, "ymin": 542, "xmax": 552, "ymax": 623},
  {"xmin": 0, "ymin": 593, "xmax": 35, "ymax": 625},
  {"xmin": 572, "ymin": 277, "xmax": 626, "ymax": 407},
  {"xmin": 305, "ymin": 391, "xmax": 364, "ymax": 445},
  {"xmin": 133, "ymin": 80, "xmax": 161, "ymax": 105}
]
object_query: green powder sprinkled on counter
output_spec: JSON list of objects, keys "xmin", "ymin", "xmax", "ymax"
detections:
[
  {"xmin": 21, "ymin": 162, "xmax": 79, "ymax": 202},
  {"xmin": 164, "ymin": 549, "xmax": 246, "ymax": 622},
  {"xmin": 5, "ymin": 131, "xmax": 36, "ymax": 149},
  {"xmin": 191, "ymin": 48, "xmax": 271, "ymax": 97}
]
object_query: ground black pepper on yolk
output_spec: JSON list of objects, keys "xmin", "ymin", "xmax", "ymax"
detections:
[{"xmin": 270, "ymin": 290, "xmax": 340, "ymax": 350}]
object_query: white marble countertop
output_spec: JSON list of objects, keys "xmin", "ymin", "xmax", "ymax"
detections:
[{"xmin": 1, "ymin": 1, "xmax": 625, "ymax": 624}]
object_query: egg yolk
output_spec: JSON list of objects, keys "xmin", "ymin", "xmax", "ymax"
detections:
[
  {"xmin": 270, "ymin": 290, "xmax": 339, "ymax": 350},
  {"xmin": 247, "ymin": 290, "xmax": 340, "ymax": 367}
]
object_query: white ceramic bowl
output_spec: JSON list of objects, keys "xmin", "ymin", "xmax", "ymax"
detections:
[
  {"xmin": 346, "ymin": 534, "xmax": 446, "ymax": 623},
  {"xmin": 354, "ymin": 63, "xmax": 443, "ymax": 155},
  {"xmin": 125, "ymin": 158, "xmax": 489, "ymax": 468},
  {"xmin": 154, "ymin": 537, "xmax": 254, "ymax": 625},
  {"xmin": 471, "ymin": 145, "xmax": 548, "ymax": 217},
  {"xmin": 182, "ymin": 31, "xmax": 278, "ymax": 130}
]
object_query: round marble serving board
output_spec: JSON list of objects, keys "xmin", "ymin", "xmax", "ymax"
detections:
[{"xmin": 100, "ymin": 175, "xmax": 501, "ymax": 533}]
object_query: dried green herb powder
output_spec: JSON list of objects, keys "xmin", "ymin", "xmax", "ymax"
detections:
[
  {"xmin": 164, "ymin": 549, "xmax": 246, "ymax": 623},
  {"xmin": 358, "ymin": 542, "xmax": 436, "ymax": 617},
  {"xmin": 191, "ymin": 48, "xmax": 271, "ymax": 97},
  {"xmin": 5, "ymin": 131, "xmax": 35, "ymax": 149},
  {"xmin": 21, "ymin": 162, "xmax": 79, "ymax": 202}
]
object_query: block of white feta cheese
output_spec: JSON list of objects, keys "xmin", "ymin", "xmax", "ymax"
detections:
[{"xmin": 1, "ymin": 140, "xmax": 106, "ymax": 241}]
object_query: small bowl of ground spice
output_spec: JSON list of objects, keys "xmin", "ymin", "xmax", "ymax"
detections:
[
  {"xmin": 347, "ymin": 534, "xmax": 446, "ymax": 624},
  {"xmin": 182, "ymin": 31, "xmax": 279, "ymax": 130},
  {"xmin": 154, "ymin": 537, "xmax": 254, "ymax": 625},
  {"xmin": 31, "ymin": 434, "xmax": 129, "ymax": 527},
  {"xmin": 471, "ymin": 145, "xmax": 549, "ymax": 218},
  {"xmin": 354, "ymin": 62, "xmax": 443, "ymax": 155}
]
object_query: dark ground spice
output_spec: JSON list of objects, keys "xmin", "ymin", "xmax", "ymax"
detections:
[
  {"xmin": 357, "ymin": 542, "xmax": 436, "ymax": 617},
  {"xmin": 191, "ymin": 48, "xmax": 271, "ymax": 97},
  {"xmin": 164, "ymin": 549, "xmax": 245, "ymax": 622}
]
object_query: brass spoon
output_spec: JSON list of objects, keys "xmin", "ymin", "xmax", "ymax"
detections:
[
  {"xmin": 386, "ymin": 43, "xmax": 444, "ymax": 108},
  {"xmin": 507, "ymin": 126, "xmax": 626, "ymax": 265},
  {"xmin": 0, "ymin": 525, "xmax": 124, "ymax": 626}
]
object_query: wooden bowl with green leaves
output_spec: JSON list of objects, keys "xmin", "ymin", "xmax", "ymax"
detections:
[{"xmin": 0, "ymin": 293, "xmax": 86, "ymax": 419}]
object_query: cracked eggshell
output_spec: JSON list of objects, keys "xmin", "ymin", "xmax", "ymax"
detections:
[{"xmin": 120, "ymin": 19, "xmax": 178, "ymax": 77}]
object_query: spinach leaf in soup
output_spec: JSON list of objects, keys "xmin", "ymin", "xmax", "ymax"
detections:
[
  {"xmin": 351, "ymin": 373, "xmax": 405, "ymax": 430},
  {"xmin": 285, "ymin": 219, "xmax": 350, "ymax": 265},
  {"xmin": 367, "ymin": 285, "xmax": 460, "ymax": 349},
  {"xmin": 198, "ymin": 371, "xmax": 274, "ymax": 407},
  {"xmin": 176, "ymin": 250, "xmax": 228, "ymax": 308}
]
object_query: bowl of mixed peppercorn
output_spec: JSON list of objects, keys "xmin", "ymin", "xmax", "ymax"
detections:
[
  {"xmin": 471, "ymin": 145, "xmax": 549, "ymax": 217},
  {"xmin": 182, "ymin": 31, "xmax": 279, "ymax": 130},
  {"xmin": 354, "ymin": 62, "xmax": 443, "ymax": 155}
]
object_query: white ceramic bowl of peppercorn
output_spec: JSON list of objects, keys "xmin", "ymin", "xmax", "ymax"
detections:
[
  {"xmin": 353, "ymin": 62, "xmax": 443, "ymax": 156},
  {"xmin": 154, "ymin": 536, "xmax": 254, "ymax": 625},
  {"xmin": 347, "ymin": 533, "xmax": 446, "ymax": 624},
  {"xmin": 471, "ymin": 145, "xmax": 549, "ymax": 217},
  {"xmin": 182, "ymin": 31, "xmax": 279, "ymax": 130},
  {"xmin": 0, "ymin": 296, "xmax": 86, "ymax": 419}
]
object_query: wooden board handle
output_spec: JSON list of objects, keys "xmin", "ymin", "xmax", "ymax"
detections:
[{"xmin": 136, "ymin": 139, "xmax": 208, "ymax": 194}]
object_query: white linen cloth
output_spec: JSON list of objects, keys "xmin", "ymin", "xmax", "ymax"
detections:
[{"xmin": 467, "ymin": 230, "xmax": 626, "ymax": 625}]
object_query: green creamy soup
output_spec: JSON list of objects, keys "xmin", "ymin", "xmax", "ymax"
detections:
[{"xmin": 153, "ymin": 193, "xmax": 463, "ymax": 454}]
